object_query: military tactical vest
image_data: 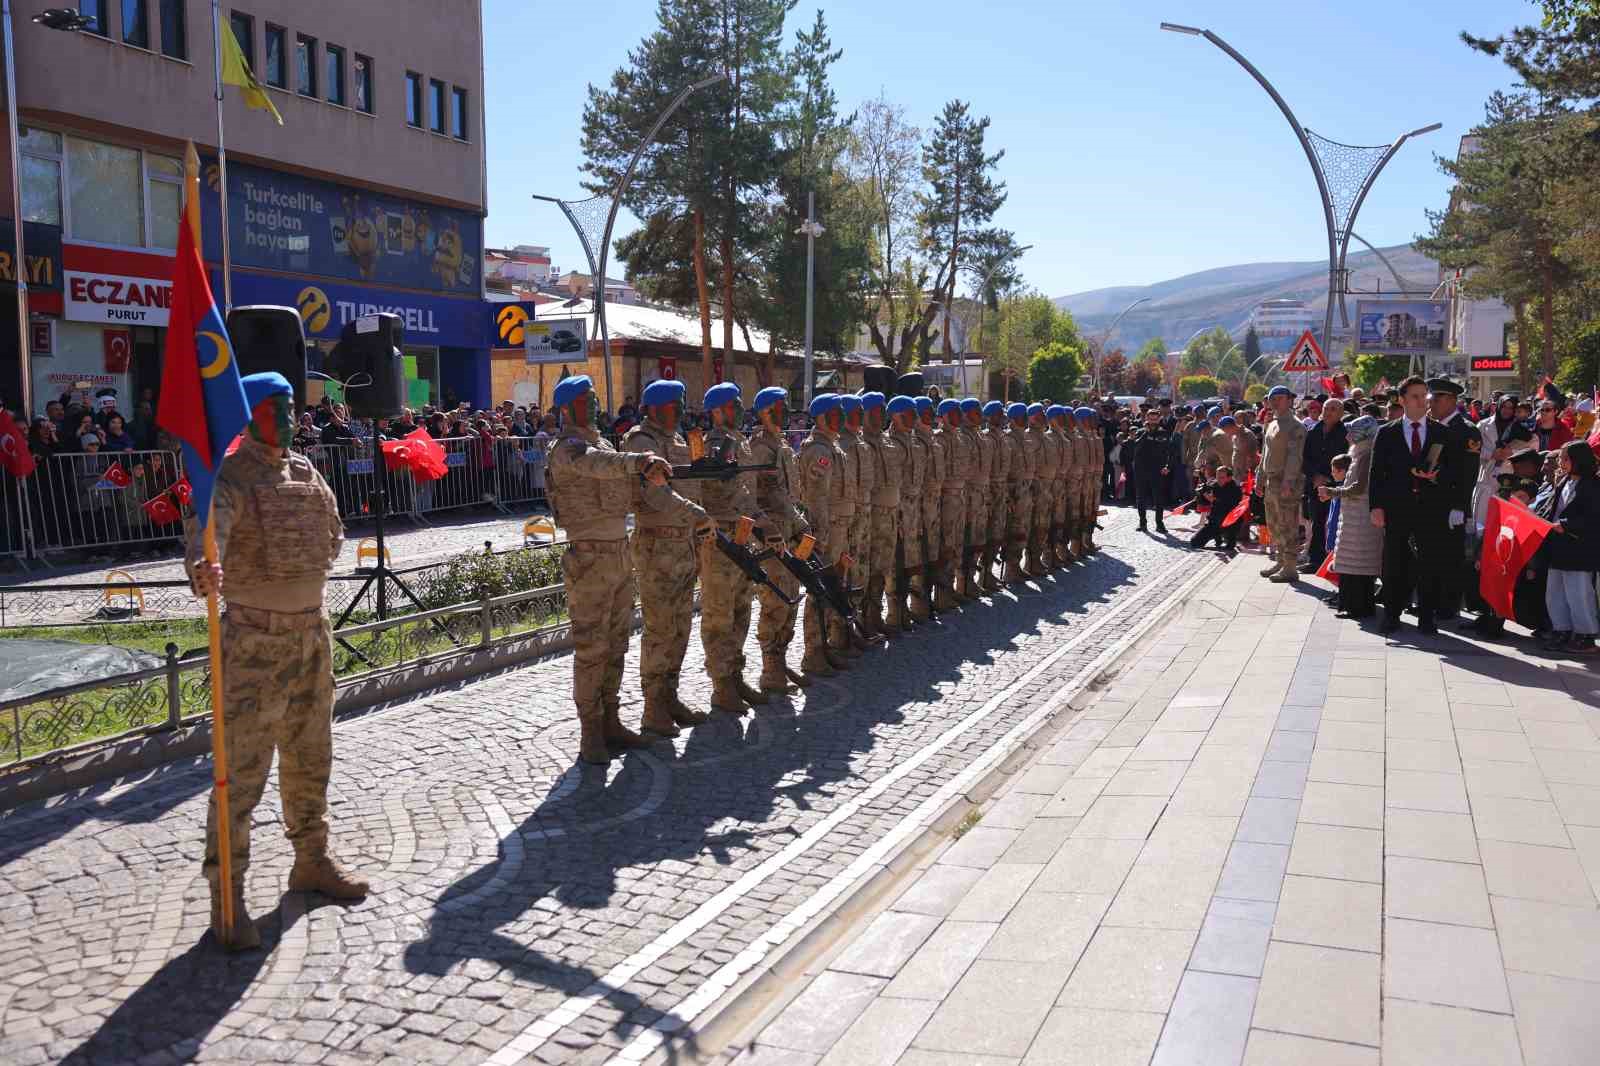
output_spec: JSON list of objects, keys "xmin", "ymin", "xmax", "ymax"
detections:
[
  {"xmin": 546, "ymin": 427, "xmax": 635, "ymax": 540},
  {"xmin": 625, "ymin": 421, "xmax": 698, "ymax": 528}
]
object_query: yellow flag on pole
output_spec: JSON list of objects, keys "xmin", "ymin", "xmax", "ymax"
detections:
[{"xmin": 219, "ymin": 22, "xmax": 283, "ymax": 125}]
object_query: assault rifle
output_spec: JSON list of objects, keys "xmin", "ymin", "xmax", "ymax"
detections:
[
  {"xmin": 777, "ymin": 536, "xmax": 861, "ymax": 628},
  {"xmin": 669, "ymin": 427, "xmax": 776, "ymax": 481},
  {"xmin": 709, "ymin": 522, "xmax": 797, "ymax": 605}
]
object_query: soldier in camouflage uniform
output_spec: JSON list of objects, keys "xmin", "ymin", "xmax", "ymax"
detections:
[
  {"xmin": 981, "ymin": 401, "xmax": 1011, "ymax": 593},
  {"xmin": 699, "ymin": 382, "xmax": 776, "ymax": 710},
  {"xmin": 828, "ymin": 396, "xmax": 864, "ymax": 656},
  {"xmin": 1027, "ymin": 403, "xmax": 1058, "ymax": 574},
  {"xmin": 623, "ymin": 379, "xmax": 708, "ymax": 736},
  {"xmin": 860, "ymin": 392, "xmax": 906, "ymax": 637},
  {"xmin": 913, "ymin": 396, "xmax": 944, "ymax": 619},
  {"xmin": 838, "ymin": 394, "xmax": 882, "ymax": 650},
  {"xmin": 546, "ymin": 375, "xmax": 708, "ymax": 766},
  {"xmin": 1077, "ymin": 407, "xmax": 1104, "ymax": 554},
  {"xmin": 1003, "ymin": 403, "xmax": 1036, "ymax": 583},
  {"xmin": 1259, "ymin": 385, "xmax": 1309, "ymax": 583},
  {"xmin": 935, "ymin": 399, "xmax": 972, "ymax": 606},
  {"xmin": 962, "ymin": 398, "xmax": 995, "ymax": 596},
  {"xmin": 186, "ymin": 372, "xmax": 368, "ymax": 951},
  {"xmin": 748, "ymin": 386, "xmax": 811, "ymax": 692},
  {"xmin": 888, "ymin": 394, "xmax": 924, "ymax": 629},
  {"xmin": 1048, "ymin": 406, "xmax": 1077, "ymax": 566},
  {"xmin": 797, "ymin": 394, "xmax": 849, "ymax": 675}
]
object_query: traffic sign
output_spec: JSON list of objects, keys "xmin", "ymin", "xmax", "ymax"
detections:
[{"xmin": 1282, "ymin": 330, "xmax": 1329, "ymax": 373}]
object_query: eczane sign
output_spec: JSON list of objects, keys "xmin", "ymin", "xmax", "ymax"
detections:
[{"xmin": 64, "ymin": 270, "xmax": 173, "ymax": 326}]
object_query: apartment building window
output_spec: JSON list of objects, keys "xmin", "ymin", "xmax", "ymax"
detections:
[
  {"xmin": 19, "ymin": 129, "xmax": 63, "ymax": 227},
  {"xmin": 264, "ymin": 24, "xmax": 286, "ymax": 87},
  {"xmin": 428, "ymin": 78, "xmax": 446, "ymax": 133},
  {"xmin": 77, "ymin": 1, "xmax": 107, "ymax": 36},
  {"xmin": 405, "ymin": 71, "xmax": 422, "ymax": 127},
  {"xmin": 295, "ymin": 34, "xmax": 316, "ymax": 97},
  {"xmin": 121, "ymin": 0, "xmax": 148, "ymax": 48},
  {"xmin": 228, "ymin": 12, "xmax": 253, "ymax": 68},
  {"xmin": 325, "ymin": 44, "xmax": 346, "ymax": 105},
  {"xmin": 354, "ymin": 54, "xmax": 373, "ymax": 113},
  {"xmin": 145, "ymin": 154, "xmax": 183, "ymax": 250},
  {"xmin": 450, "ymin": 87, "xmax": 468, "ymax": 140},
  {"xmin": 67, "ymin": 139, "xmax": 144, "ymax": 246},
  {"xmin": 157, "ymin": 0, "xmax": 185, "ymax": 58}
]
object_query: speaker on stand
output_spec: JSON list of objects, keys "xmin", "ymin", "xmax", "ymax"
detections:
[{"xmin": 226, "ymin": 305, "xmax": 308, "ymax": 413}]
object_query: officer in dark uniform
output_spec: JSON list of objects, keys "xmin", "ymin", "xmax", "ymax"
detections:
[
  {"xmin": 1429, "ymin": 377, "xmax": 1476, "ymax": 622},
  {"xmin": 1131, "ymin": 408, "xmax": 1171, "ymax": 534}
]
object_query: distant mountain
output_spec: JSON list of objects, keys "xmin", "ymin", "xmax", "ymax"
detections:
[{"xmin": 1055, "ymin": 244, "xmax": 1441, "ymax": 354}]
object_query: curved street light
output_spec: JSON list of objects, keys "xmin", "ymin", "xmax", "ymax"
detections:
[
  {"xmin": 586, "ymin": 72, "xmax": 727, "ymax": 413},
  {"xmin": 1090, "ymin": 296, "xmax": 1153, "ymax": 393}
]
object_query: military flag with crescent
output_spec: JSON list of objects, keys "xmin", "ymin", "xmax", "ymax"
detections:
[{"xmin": 156, "ymin": 141, "xmax": 249, "ymax": 528}]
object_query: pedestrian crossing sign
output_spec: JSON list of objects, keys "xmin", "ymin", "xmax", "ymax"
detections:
[{"xmin": 1282, "ymin": 330, "xmax": 1329, "ymax": 372}]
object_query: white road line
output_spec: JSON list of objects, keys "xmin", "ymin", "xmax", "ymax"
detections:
[{"xmin": 479, "ymin": 550, "xmax": 1217, "ymax": 1066}]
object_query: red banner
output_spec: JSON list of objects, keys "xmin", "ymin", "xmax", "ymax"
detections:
[
  {"xmin": 658, "ymin": 356, "xmax": 677, "ymax": 381},
  {"xmin": 103, "ymin": 328, "xmax": 132, "ymax": 373},
  {"xmin": 1314, "ymin": 551, "xmax": 1339, "ymax": 585},
  {"xmin": 1479, "ymin": 496, "xmax": 1554, "ymax": 620}
]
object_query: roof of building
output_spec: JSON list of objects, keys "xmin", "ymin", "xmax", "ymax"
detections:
[{"xmin": 531, "ymin": 298, "xmax": 873, "ymax": 364}]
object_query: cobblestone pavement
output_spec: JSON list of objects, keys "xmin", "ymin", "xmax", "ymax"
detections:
[
  {"xmin": 0, "ymin": 505, "xmax": 1218, "ymax": 1066},
  {"xmin": 731, "ymin": 554, "xmax": 1600, "ymax": 1066}
]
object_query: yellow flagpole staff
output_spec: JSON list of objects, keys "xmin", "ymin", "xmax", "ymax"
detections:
[{"xmin": 204, "ymin": 519, "xmax": 234, "ymax": 937}]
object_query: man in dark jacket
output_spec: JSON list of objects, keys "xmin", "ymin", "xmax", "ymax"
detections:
[
  {"xmin": 1190, "ymin": 465, "xmax": 1244, "ymax": 553},
  {"xmin": 1429, "ymin": 378, "xmax": 1477, "ymax": 621},
  {"xmin": 1302, "ymin": 397, "xmax": 1347, "ymax": 570},
  {"xmin": 1132, "ymin": 409, "xmax": 1173, "ymax": 534}
]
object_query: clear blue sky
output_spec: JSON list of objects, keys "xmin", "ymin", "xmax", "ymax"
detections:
[{"xmin": 483, "ymin": 0, "xmax": 1527, "ymax": 299}]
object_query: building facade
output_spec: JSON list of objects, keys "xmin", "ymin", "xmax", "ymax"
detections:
[
  {"xmin": 3, "ymin": 0, "xmax": 489, "ymax": 416},
  {"xmin": 1247, "ymin": 298, "xmax": 1319, "ymax": 352}
]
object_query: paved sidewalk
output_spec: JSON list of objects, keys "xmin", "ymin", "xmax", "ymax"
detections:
[{"xmin": 729, "ymin": 560, "xmax": 1600, "ymax": 1066}]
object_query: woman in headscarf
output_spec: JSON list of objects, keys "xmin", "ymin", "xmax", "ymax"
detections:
[
  {"xmin": 1321, "ymin": 415, "xmax": 1381, "ymax": 619},
  {"xmin": 1472, "ymin": 395, "xmax": 1532, "ymax": 534}
]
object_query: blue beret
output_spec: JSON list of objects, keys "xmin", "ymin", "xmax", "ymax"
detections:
[
  {"xmin": 960, "ymin": 397, "xmax": 980, "ymax": 413},
  {"xmin": 937, "ymin": 399, "xmax": 960, "ymax": 416},
  {"xmin": 704, "ymin": 382, "xmax": 741, "ymax": 410},
  {"xmin": 982, "ymin": 400, "xmax": 1003, "ymax": 417},
  {"xmin": 753, "ymin": 386, "xmax": 787, "ymax": 413},
  {"xmin": 809, "ymin": 393, "xmax": 841, "ymax": 417},
  {"xmin": 1267, "ymin": 385, "xmax": 1295, "ymax": 400},
  {"xmin": 1027, "ymin": 403, "xmax": 1044, "ymax": 417},
  {"xmin": 914, "ymin": 396, "xmax": 933, "ymax": 413},
  {"xmin": 1007, "ymin": 403, "xmax": 1027, "ymax": 419},
  {"xmin": 1074, "ymin": 406, "xmax": 1096, "ymax": 419},
  {"xmin": 553, "ymin": 374, "xmax": 593, "ymax": 409},
  {"xmin": 1207, "ymin": 405, "xmax": 1222, "ymax": 416},
  {"xmin": 862, "ymin": 391, "xmax": 886, "ymax": 411},
  {"xmin": 1046, "ymin": 405, "xmax": 1066, "ymax": 419},
  {"xmin": 839, "ymin": 394, "xmax": 863, "ymax": 414},
  {"xmin": 242, "ymin": 372, "xmax": 292, "ymax": 410},
  {"xmin": 641, "ymin": 379, "xmax": 685, "ymax": 408},
  {"xmin": 886, "ymin": 395, "xmax": 915, "ymax": 416},
  {"xmin": 1219, "ymin": 416, "xmax": 1236, "ymax": 427}
]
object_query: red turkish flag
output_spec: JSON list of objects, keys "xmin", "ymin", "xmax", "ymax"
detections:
[
  {"xmin": 1314, "ymin": 551, "xmax": 1339, "ymax": 585},
  {"xmin": 142, "ymin": 495, "xmax": 181, "ymax": 526},
  {"xmin": 1221, "ymin": 473, "xmax": 1254, "ymax": 528},
  {"xmin": 380, "ymin": 439, "xmax": 413, "ymax": 472},
  {"xmin": 401, "ymin": 428, "xmax": 448, "ymax": 482},
  {"xmin": 1479, "ymin": 497, "xmax": 1554, "ymax": 620},
  {"xmin": 173, "ymin": 477, "xmax": 193, "ymax": 506},
  {"xmin": 0, "ymin": 411, "xmax": 36, "ymax": 478},
  {"xmin": 104, "ymin": 461, "xmax": 131, "ymax": 488}
]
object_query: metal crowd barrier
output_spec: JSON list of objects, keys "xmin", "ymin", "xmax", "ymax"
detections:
[
  {"xmin": 296, "ymin": 435, "xmax": 550, "ymax": 523},
  {"xmin": 29, "ymin": 448, "xmax": 188, "ymax": 560}
]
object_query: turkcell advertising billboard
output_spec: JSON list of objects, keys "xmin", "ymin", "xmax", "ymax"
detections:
[
  {"xmin": 1356, "ymin": 300, "xmax": 1449, "ymax": 355},
  {"xmin": 524, "ymin": 317, "xmax": 589, "ymax": 365},
  {"xmin": 199, "ymin": 158, "xmax": 481, "ymax": 293}
]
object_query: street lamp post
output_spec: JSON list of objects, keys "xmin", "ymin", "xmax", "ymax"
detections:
[
  {"xmin": 1092, "ymin": 296, "xmax": 1153, "ymax": 394},
  {"xmin": 590, "ymin": 72, "xmax": 726, "ymax": 414},
  {"xmin": 797, "ymin": 190, "xmax": 825, "ymax": 409},
  {"xmin": 5, "ymin": 6, "xmax": 91, "ymax": 418}
]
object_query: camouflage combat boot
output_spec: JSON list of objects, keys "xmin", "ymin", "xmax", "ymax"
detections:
[
  {"xmin": 711, "ymin": 678, "xmax": 750, "ymax": 715},
  {"xmin": 288, "ymin": 852, "xmax": 370, "ymax": 900},
  {"xmin": 209, "ymin": 877, "xmax": 261, "ymax": 952},
  {"xmin": 668, "ymin": 695, "xmax": 710, "ymax": 728},
  {"xmin": 933, "ymin": 562, "xmax": 963, "ymax": 610},
  {"xmin": 737, "ymin": 677, "xmax": 770, "ymax": 706},
  {"xmin": 640, "ymin": 692, "xmax": 681, "ymax": 738},
  {"xmin": 603, "ymin": 705, "xmax": 651, "ymax": 750},
  {"xmin": 800, "ymin": 650, "xmax": 835, "ymax": 678},
  {"xmin": 1025, "ymin": 545, "xmax": 1048, "ymax": 578},
  {"xmin": 883, "ymin": 579, "xmax": 905, "ymax": 633},
  {"xmin": 1002, "ymin": 551, "xmax": 1027, "ymax": 585},
  {"xmin": 760, "ymin": 654, "xmax": 792, "ymax": 693},
  {"xmin": 980, "ymin": 549, "xmax": 1002, "ymax": 593},
  {"xmin": 785, "ymin": 665, "xmax": 813, "ymax": 687},
  {"xmin": 907, "ymin": 577, "xmax": 932, "ymax": 621},
  {"xmin": 578, "ymin": 712, "xmax": 611, "ymax": 765}
]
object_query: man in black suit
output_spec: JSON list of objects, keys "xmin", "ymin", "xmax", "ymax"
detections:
[
  {"xmin": 1369, "ymin": 375, "xmax": 1460, "ymax": 635},
  {"xmin": 1428, "ymin": 378, "xmax": 1476, "ymax": 622}
]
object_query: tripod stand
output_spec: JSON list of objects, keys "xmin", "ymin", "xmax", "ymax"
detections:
[{"xmin": 333, "ymin": 489, "xmax": 459, "ymax": 665}]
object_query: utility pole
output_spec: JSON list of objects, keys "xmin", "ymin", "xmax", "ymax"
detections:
[{"xmin": 797, "ymin": 190, "xmax": 825, "ymax": 409}]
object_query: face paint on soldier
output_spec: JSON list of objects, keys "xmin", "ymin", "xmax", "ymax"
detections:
[
  {"xmin": 650, "ymin": 402, "xmax": 680, "ymax": 434},
  {"xmin": 249, "ymin": 395, "xmax": 295, "ymax": 449},
  {"xmin": 867, "ymin": 407, "xmax": 886, "ymax": 433},
  {"xmin": 761, "ymin": 402, "xmax": 784, "ymax": 431}
]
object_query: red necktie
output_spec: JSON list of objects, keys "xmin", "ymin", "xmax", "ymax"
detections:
[{"xmin": 1410, "ymin": 422, "xmax": 1422, "ymax": 461}]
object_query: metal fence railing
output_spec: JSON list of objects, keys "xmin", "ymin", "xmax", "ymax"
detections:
[
  {"xmin": 0, "ymin": 581, "xmax": 570, "ymax": 768},
  {"xmin": 28, "ymin": 448, "xmax": 189, "ymax": 560},
  {"xmin": 296, "ymin": 435, "xmax": 551, "ymax": 523}
]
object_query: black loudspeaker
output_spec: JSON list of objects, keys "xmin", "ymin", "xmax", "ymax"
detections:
[
  {"xmin": 894, "ymin": 372, "xmax": 924, "ymax": 399},
  {"xmin": 227, "ymin": 305, "xmax": 308, "ymax": 413},
  {"xmin": 861, "ymin": 364, "xmax": 895, "ymax": 396},
  {"xmin": 325, "ymin": 313, "xmax": 405, "ymax": 419}
]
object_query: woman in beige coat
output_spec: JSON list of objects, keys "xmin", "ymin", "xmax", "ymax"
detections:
[{"xmin": 1323, "ymin": 416, "xmax": 1381, "ymax": 618}]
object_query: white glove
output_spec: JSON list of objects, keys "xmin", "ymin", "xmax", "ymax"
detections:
[{"xmin": 1449, "ymin": 510, "xmax": 1464, "ymax": 529}]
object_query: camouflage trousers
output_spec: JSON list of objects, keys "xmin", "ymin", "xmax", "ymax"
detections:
[
  {"xmin": 988, "ymin": 484, "xmax": 1009, "ymax": 549},
  {"xmin": 870, "ymin": 505, "xmax": 899, "ymax": 592},
  {"xmin": 1265, "ymin": 492, "xmax": 1302, "ymax": 561},
  {"xmin": 204, "ymin": 604, "xmax": 334, "ymax": 886},
  {"xmin": 1032, "ymin": 483, "xmax": 1055, "ymax": 542},
  {"xmin": 826, "ymin": 517, "xmax": 854, "ymax": 645},
  {"xmin": 699, "ymin": 533, "xmax": 754, "ymax": 681},
  {"xmin": 563, "ymin": 539, "xmax": 636, "ymax": 725},
  {"xmin": 965, "ymin": 487, "xmax": 987, "ymax": 554},
  {"xmin": 900, "ymin": 502, "xmax": 924, "ymax": 576},
  {"xmin": 921, "ymin": 496, "xmax": 942, "ymax": 566},
  {"xmin": 1056, "ymin": 479, "xmax": 1074, "ymax": 531},
  {"xmin": 757, "ymin": 544, "xmax": 800, "ymax": 657},
  {"xmin": 848, "ymin": 509, "xmax": 870, "ymax": 590},
  {"xmin": 1007, "ymin": 483, "xmax": 1033, "ymax": 560},
  {"xmin": 1079, "ymin": 480, "xmax": 1098, "ymax": 536},
  {"xmin": 632, "ymin": 528, "xmax": 698, "ymax": 703},
  {"xmin": 940, "ymin": 490, "xmax": 967, "ymax": 564}
]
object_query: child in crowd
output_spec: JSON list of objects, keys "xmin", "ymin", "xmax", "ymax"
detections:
[
  {"xmin": 1188, "ymin": 465, "xmax": 1243, "ymax": 554},
  {"xmin": 1542, "ymin": 440, "xmax": 1600, "ymax": 655}
]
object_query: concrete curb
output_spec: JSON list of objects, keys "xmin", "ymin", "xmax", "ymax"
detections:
[{"xmin": 645, "ymin": 554, "xmax": 1223, "ymax": 1066}]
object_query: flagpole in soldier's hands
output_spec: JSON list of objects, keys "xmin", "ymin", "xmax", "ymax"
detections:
[{"xmin": 196, "ymin": 523, "xmax": 234, "ymax": 938}]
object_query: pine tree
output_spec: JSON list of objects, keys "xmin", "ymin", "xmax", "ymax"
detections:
[{"xmin": 918, "ymin": 101, "xmax": 1007, "ymax": 361}]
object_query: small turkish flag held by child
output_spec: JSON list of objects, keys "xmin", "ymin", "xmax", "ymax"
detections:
[
  {"xmin": 1314, "ymin": 552, "xmax": 1339, "ymax": 585},
  {"xmin": 173, "ymin": 477, "xmax": 193, "ymax": 506},
  {"xmin": 0, "ymin": 410, "xmax": 36, "ymax": 478},
  {"xmin": 1480, "ymin": 497, "xmax": 1554, "ymax": 620},
  {"xmin": 142, "ymin": 495, "xmax": 181, "ymax": 526},
  {"xmin": 104, "ymin": 462, "xmax": 131, "ymax": 488}
]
